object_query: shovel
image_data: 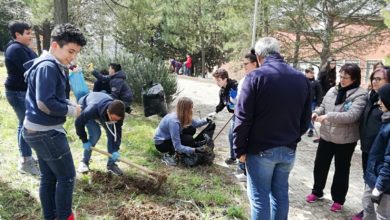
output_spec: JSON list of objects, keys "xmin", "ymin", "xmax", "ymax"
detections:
[
  {"xmin": 212, "ymin": 114, "xmax": 234, "ymax": 141},
  {"xmin": 91, "ymin": 147, "xmax": 167, "ymax": 189}
]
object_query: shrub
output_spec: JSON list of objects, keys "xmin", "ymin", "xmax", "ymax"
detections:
[{"xmin": 79, "ymin": 51, "xmax": 177, "ymax": 104}]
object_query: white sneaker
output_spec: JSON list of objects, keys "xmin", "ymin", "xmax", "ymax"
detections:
[
  {"xmin": 18, "ymin": 159, "xmax": 40, "ymax": 176},
  {"xmin": 235, "ymin": 173, "xmax": 247, "ymax": 182},
  {"xmin": 77, "ymin": 161, "xmax": 89, "ymax": 173}
]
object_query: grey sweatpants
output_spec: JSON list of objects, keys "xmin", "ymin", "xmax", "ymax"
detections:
[{"xmin": 362, "ymin": 185, "xmax": 390, "ymax": 220}]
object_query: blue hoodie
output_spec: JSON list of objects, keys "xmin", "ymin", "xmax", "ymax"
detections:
[
  {"xmin": 23, "ymin": 52, "xmax": 78, "ymax": 130},
  {"xmin": 4, "ymin": 41, "xmax": 37, "ymax": 91},
  {"xmin": 75, "ymin": 92, "xmax": 123, "ymax": 149}
]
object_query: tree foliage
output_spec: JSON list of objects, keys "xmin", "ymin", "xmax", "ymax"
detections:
[
  {"xmin": 0, "ymin": 0, "xmax": 29, "ymax": 51},
  {"xmin": 276, "ymin": 0, "xmax": 387, "ymax": 67}
]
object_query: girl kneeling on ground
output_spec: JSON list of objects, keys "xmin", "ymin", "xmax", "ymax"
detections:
[{"xmin": 154, "ymin": 97, "xmax": 215, "ymax": 166}]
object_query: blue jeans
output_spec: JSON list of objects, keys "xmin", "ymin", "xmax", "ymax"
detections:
[
  {"xmin": 82, "ymin": 120, "xmax": 118, "ymax": 166},
  {"xmin": 5, "ymin": 90, "xmax": 32, "ymax": 157},
  {"xmin": 246, "ymin": 146, "xmax": 296, "ymax": 220},
  {"xmin": 228, "ymin": 115, "xmax": 236, "ymax": 159},
  {"xmin": 22, "ymin": 129, "xmax": 75, "ymax": 220},
  {"xmin": 308, "ymin": 101, "xmax": 317, "ymax": 130}
]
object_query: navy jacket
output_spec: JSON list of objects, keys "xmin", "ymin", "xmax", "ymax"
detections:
[
  {"xmin": 359, "ymin": 92, "xmax": 383, "ymax": 153},
  {"xmin": 24, "ymin": 53, "xmax": 70, "ymax": 126},
  {"xmin": 4, "ymin": 41, "xmax": 37, "ymax": 91},
  {"xmin": 215, "ymin": 78, "xmax": 238, "ymax": 113},
  {"xmin": 93, "ymin": 79, "xmax": 111, "ymax": 93},
  {"xmin": 364, "ymin": 112, "xmax": 390, "ymax": 194},
  {"xmin": 233, "ymin": 53, "xmax": 311, "ymax": 157},
  {"xmin": 75, "ymin": 92, "xmax": 123, "ymax": 149},
  {"xmin": 93, "ymin": 70, "xmax": 133, "ymax": 105}
]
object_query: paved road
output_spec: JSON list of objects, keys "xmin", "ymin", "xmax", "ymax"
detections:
[{"xmin": 176, "ymin": 75, "xmax": 364, "ymax": 220}]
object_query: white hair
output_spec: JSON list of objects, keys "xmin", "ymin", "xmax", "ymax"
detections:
[{"xmin": 254, "ymin": 37, "xmax": 280, "ymax": 57}]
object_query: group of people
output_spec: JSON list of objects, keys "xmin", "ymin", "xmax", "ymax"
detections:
[
  {"xmin": 170, "ymin": 54, "xmax": 192, "ymax": 76},
  {"xmin": 3, "ymin": 20, "xmax": 390, "ymax": 220}
]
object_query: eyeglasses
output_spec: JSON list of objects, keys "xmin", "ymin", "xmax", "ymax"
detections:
[
  {"xmin": 339, "ymin": 75, "xmax": 351, "ymax": 80},
  {"xmin": 372, "ymin": 77, "xmax": 384, "ymax": 82}
]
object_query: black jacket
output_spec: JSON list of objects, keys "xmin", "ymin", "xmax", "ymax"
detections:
[
  {"xmin": 360, "ymin": 92, "xmax": 383, "ymax": 153},
  {"xmin": 93, "ymin": 70, "xmax": 133, "ymax": 106},
  {"xmin": 308, "ymin": 78, "xmax": 323, "ymax": 106},
  {"xmin": 318, "ymin": 68, "xmax": 336, "ymax": 94},
  {"xmin": 215, "ymin": 78, "xmax": 238, "ymax": 113}
]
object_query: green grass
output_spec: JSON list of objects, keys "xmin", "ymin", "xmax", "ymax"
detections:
[{"xmin": 0, "ymin": 65, "xmax": 248, "ymax": 219}]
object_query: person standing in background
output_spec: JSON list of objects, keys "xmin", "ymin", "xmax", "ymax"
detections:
[
  {"xmin": 4, "ymin": 21, "xmax": 39, "ymax": 176},
  {"xmin": 318, "ymin": 58, "xmax": 337, "ymax": 95}
]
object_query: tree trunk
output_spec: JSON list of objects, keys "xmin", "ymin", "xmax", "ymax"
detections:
[
  {"xmin": 54, "ymin": 0, "xmax": 68, "ymax": 25},
  {"xmin": 100, "ymin": 34, "xmax": 104, "ymax": 53},
  {"xmin": 320, "ymin": 2, "xmax": 334, "ymax": 67},
  {"xmin": 263, "ymin": 0, "xmax": 269, "ymax": 36},
  {"xmin": 33, "ymin": 25, "xmax": 42, "ymax": 55},
  {"xmin": 201, "ymin": 36, "xmax": 205, "ymax": 78},
  {"xmin": 293, "ymin": 31, "xmax": 301, "ymax": 68},
  {"xmin": 42, "ymin": 20, "xmax": 52, "ymax": 50}
]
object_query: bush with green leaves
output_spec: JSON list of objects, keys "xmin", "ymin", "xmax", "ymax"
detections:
[{"xmin": 79, "ymin": 51, "xmax": 177, "ymax": 104}]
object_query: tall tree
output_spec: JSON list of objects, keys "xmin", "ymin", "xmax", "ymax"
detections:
[
  {"xmin": 279, "ymin": 0, "xmax": 387, "ymax": 66},
  {"xmin": 161, "ymin": 0, "xmax": 235, "ymax": 76},
  {"xmin": 54, "ymin": 0, "xmax": 68, "ymax": 24},
  {"xmin": 0, "ymin": 0, "xmax": 29, "ymax": 51}
]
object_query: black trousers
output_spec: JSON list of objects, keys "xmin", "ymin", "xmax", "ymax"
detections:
[
  {"xmin": 362, "ymin": 151, "xmax": 369, "ymax": 177},
  {"xmin": 155, "ymin": 122, "xmax": 215, "ymax": 155},
  {"xmin": 312, "ymin": 138, "xmax": 357, "ymax": 204}
]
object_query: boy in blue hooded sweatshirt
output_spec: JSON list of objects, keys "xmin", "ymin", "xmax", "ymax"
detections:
[
  {"xmin": 75, "ymin": 92, "xmax": 125, "ymax": 176},
  {"xmin": 22, "ymin": 23, "xmax": 86, "ymax": 220},
  {"xmin": 362, "ymin": 83, "xmax": 390, "ymax": 219}
]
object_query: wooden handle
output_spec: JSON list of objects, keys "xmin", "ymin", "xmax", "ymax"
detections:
[{"xmin": 91, "ymin": 148, "xmax": 158, "ymax": 176}]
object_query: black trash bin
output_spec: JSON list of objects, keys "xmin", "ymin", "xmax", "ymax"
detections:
[{"xmin": 142, "ymin": 82, "xmax": 168, "ymax": 117}]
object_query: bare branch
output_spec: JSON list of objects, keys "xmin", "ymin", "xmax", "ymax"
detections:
[
  {"xmin": 103, "ymin": 0, "xmax": 119, "ymax": 17},
  {"xmin": 109, "ymin": 0, "xmax": 129, "ymax": 9}
]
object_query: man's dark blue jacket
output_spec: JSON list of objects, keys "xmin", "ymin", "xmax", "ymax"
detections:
[
  {"xmin": 233, "ymin": 53, "xmax": 311, "ymax": 157},
  {"xmin": 4, "ymin": 41, "xmax": 37, "ymax": 91},
  {"xmin": 75, "ymin": 92, "xmax": 123, "ymax": 149}
]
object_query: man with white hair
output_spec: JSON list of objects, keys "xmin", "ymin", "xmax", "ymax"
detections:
[{"xmin": 233, "ymin": 37, "xmax": 311, "ymax": 220}]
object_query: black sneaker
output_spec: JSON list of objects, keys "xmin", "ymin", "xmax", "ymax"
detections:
[
  {"xmin": 307, "ymin": 130, "xmax": 314, "ymax": 137},
  {"xmin": 225, "ymin": 158, "xmax": 237, "ymax": 165},
  {"xmin": 107, "ymin": 163, "xmax": 123, "ymax": 176}
]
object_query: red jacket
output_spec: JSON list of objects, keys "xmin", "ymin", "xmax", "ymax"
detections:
[{"xmin": 186, "ymin": 56, "xmax": 192, "ymax": 68}]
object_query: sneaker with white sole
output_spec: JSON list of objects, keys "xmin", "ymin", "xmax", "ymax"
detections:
[
  {"xmin": 161, "ymin": 153, "xmax": 177, "ymax": 166},
  {"xmin": 18, "ymin": 159, "xmax": 40, "ymax": 176},
  {"xmin": 77, "ymin": 161, "xmax": 89, "ymax": 173},
  {"xmin": 107, "ymin": 163, "xmax": 123, "ymax": 176},
  {"xmin": 235, "ymin": 173, "xmax": 247, "ymax": 182}
]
